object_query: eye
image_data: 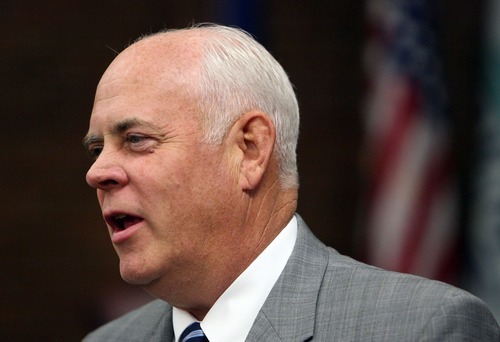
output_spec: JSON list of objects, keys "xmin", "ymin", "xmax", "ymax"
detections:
[
  {"xmin": 87, "ymin": 145, "xmax": 103, "ymax": 160},
  {"xmin": 125, "ymin": 134, "xmax": 154, "ymax": 152},
  {"xmin": 127, "ymin": 134, "xmax": 147, "ymax": 144}
]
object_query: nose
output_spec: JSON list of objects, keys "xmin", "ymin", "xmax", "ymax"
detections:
[{"xmin": 86, "ymin": 154, "xmax": 128, "ymax": 191}]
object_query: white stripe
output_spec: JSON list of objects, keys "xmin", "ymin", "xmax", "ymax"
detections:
[
  {"xmin": 181, "ymin": 329, "xmax": 204, "ymax": 342},
  {"xmin": 413, "ymin": 180, "xmax": 456, "ymax": 278}
]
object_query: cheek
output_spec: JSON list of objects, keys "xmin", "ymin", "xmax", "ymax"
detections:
[
  {"xmin": 133, "ymin": 164, "xmax": 186, "ymax": 215},
  {"xmin": 135, "ymin": 147, "xmax": 231, "ymax": 211},
  {"xmin": 96, "ymin": 190, "xmax": 105, "ymax": 206}
]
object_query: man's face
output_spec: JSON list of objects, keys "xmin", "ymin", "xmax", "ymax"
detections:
[{"xmin": 84, "ymin": 41, "xmax": 241, "ymax": 291}]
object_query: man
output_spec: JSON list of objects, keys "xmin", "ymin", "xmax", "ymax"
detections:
[{"xmin": 83, "ymin": 24, "xmax": 499, "ymax": 341}]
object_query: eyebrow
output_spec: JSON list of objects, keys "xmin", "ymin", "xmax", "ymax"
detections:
[
  {"xmin": 82, "ymin": 117, "xmax": 160, "ymax": 149},
  {"xmin": 82, "ymin": 133, "xmax": 102, "ymax": 150}
]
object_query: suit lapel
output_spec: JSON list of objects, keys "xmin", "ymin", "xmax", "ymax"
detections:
[
  {"xmin": 246, "ymin": 215, "xmax": 330, "ymax": 342},
  {"xmin": 149, "ymin": 302, "xmax": 174, "ymax": 342}
]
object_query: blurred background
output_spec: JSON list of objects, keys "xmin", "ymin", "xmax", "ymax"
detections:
[{"xmin": 1, "ymin": 0, "xmax": 499, "ymax": 340}]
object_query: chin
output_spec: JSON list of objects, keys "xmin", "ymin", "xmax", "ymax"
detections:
[
  {"xmin": 119, "ymin": 263, "xmax": 157, "ymax": 286},
  {"xmin": 121, "ymin": 274, "xmax": 154, "ymax": 286}
]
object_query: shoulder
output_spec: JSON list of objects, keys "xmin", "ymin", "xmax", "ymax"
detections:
[
  {"xmin": 83, "ymin": 299, "xmax": 172, "ymax": 342},
  {"xmin": 295, "ymin": 216, "xmax": 498, "ymax": 339},
  {"xmin": 318, "ymin": 250, "xmax": 500, "ymax": 340}
]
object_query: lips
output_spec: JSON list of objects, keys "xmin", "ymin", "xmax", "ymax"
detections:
[{"xmin": 105, "ymin": 212, "xmax": 144, "ymax": 232}]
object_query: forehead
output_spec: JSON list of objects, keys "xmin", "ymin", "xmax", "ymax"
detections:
[
  {"xmin": 88, "ymin": 32, "xmax": 203, "ymax": 132},
  {"xmin": 107, "ymin": 30, "xmax": 203, "ymax": 82}
]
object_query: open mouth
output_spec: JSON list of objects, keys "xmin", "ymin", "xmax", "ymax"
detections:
[{"xmin": 106, "ymin": 214, "xmax": 143, "ymax": 232}]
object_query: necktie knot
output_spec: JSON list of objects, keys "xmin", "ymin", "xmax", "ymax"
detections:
[{"xmin": 179, "ymin": 322, "xmax": 209, "ymax": 342}]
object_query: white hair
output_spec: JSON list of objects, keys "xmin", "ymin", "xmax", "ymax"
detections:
[{"xmin": 142, "ymin": 24, "xmax": 300, "ymax": 189}]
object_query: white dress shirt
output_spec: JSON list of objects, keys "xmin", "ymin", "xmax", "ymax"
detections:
[{"xmin": 173, "ymin": 215, "xmax": 297, "ymax": 342}]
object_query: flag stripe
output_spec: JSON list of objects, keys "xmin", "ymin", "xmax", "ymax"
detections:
[{"xmin": 399, "ymin": 139, "xmax": 451, "ymax": 273}]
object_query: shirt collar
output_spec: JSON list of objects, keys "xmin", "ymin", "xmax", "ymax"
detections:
[{"xmin": 173, "ymin": 216, "xmax": 297, "ymax": 342}]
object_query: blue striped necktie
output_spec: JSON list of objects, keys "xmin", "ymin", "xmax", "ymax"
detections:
[{"xmin": 179, "ymin": 322, "xmax": 209, "ymax": 342}]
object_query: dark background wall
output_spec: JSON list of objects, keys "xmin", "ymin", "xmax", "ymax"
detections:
[{"xmin": 0, "ymin": 1, "xmax": 481, "ymax": 340}]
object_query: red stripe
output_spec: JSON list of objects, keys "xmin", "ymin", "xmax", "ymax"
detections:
[
  {"xmin": 397, "ymin": 141, "xmax": 452, "ymax": 275},
  {"xmin": 367, "ymin": 81, "xmax": 420, "ymax": 225}
]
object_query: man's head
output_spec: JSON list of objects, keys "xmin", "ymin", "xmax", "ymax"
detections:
[{"xmin": 84, "ymin": 24, "xmax": 299, "ymax": 318}]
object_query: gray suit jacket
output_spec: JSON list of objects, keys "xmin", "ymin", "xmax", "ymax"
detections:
[{"xmin": 84, "ymin": 215, "xmax": 500, "ymax": 341}]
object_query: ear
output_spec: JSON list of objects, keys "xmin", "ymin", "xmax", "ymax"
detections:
[{"xmin": 226, "ymin": 110, "xmax": 276, "ymax": 191}]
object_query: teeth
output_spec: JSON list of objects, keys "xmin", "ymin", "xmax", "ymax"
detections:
[{"xmin": 115, "ymin": 214, "xmax": 127, "ymax": 220}]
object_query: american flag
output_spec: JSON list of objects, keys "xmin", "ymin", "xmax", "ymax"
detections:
[{"xmin": 361, "ymin": 0, "xmax": 458, "ymax": 283}]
